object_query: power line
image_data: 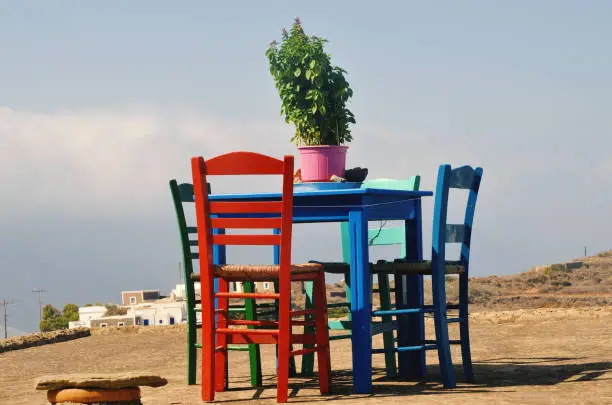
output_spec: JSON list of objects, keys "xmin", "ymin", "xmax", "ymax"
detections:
[
  {"xmin": 32, "ymin": 288, "xmax": 46, "ymax": 323},
  {"xmin": 1, "ymin": 299, "xmax": 14, "ymax": 339}
]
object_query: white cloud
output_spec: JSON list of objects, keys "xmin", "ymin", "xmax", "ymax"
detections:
[
  {"xmin": 1, "ymin": 105, "xmax": 611, "ymax": 278},
  {"xmin": 1, "ymin": 105, "xmax": 591, "ymax": 219},
  {"xmin": 0, "ymin": 107, "xmax": 292, "ymax": 216}
]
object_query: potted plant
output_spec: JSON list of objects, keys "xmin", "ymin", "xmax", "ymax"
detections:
[{"xmin": 266, "ymin": 18, "xmax": 356, "ymax": 182}]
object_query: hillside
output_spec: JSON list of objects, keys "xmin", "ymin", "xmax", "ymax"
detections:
[{"xmin": 322, "ymin": 250, "xmax": 612, "ymax": 313}]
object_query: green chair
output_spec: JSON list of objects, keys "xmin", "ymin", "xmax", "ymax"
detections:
[
  {"xmin": 170, "ymin": 180, "xmax": 266, "ymax": 387},
  {"xmin": 302, "ymin": 176, "xmax": 420, "ymax": 377}
]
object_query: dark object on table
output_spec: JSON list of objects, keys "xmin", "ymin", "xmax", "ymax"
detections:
[{"xmin": 345, "ymin": 167, "xmax": 368, "ymax": 183}]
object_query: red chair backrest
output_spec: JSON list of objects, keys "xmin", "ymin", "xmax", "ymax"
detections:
[{"xmin": 191, "ymin": 151, "xmax": 295, "ymax": 277}]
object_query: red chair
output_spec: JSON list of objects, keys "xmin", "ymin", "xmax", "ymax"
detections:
[{"xmin": 191, "ymin": 152, "xmax": 331, "ymax": 403}]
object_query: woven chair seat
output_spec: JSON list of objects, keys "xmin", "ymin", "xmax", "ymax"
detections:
[
  {"xmin": 372, "ymin": 260, "xmax": 464, "ymax": 275},
  {"xmin": 312, "ymin": 260, "xmax": 464, "ymax": 275},
  {"xmin": 190, "ymin": 263, "xmax": 322, "ymax": 282}
]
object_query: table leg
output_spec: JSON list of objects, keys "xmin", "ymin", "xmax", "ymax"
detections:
[
  {"xmin": 273, "ymin": 229, "xmax": 297, "ymax": 377},
  {"xmin": 396, "ymin": 200, "xmax": 426, "ymax": 378},
  {"xmin": 212, "ymin": 228, "xmax": 228, "ymax": 388},
  {"xmin": 213, "ymin": 228, "xmax": 226, "ymax": 319},
  {"xmin": 348, "ymin": 210, "xmax": 372, "ymax": 394}
]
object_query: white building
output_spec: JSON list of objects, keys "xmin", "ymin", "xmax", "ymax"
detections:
[
  {"xmin": 78, "ymin": 305, "xmax": 107, "ymax": 323},
  {"xmin": 170, "ymin": 281, "xmax": 273, "ymax": 298},
  {"xmin": 127, "ymin": 300, "xmax": 186, "ymax": 327},
  {"xmin": 170, "ymin": 283, "xmax": 200, "ymax": 300},
  {"xmin": 70, "ymin": 283, "xmax": 203, "ymax": 329},
  {"xmin": 232, "ymin": 281, "xmax": 274, "ymax": 293},
  {"xmin": 69, "ymin": 305, "xmax": 108, "ymax": 329}
]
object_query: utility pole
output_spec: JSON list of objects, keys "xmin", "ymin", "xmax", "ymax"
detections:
[
  {"xmin": 32, "ymin": 288, "xmax": 46, "ymax": 323},
  {"xmin": 584, "ymin": 245, "xmax": 587, "ymax": 257},
  {"xmin": 1, "ymin": 299, "xmax": 13, "ymax": 339}
]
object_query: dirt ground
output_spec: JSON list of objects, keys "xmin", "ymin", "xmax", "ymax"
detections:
[{"xmin": 1, "ymin": 306, "xmax": 611, "ymax": 405}]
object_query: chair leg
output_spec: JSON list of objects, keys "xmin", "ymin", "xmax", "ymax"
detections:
[
  {"xmin": 459, "ymin": 273, "xmax": 474, "ymax": 382},
  {"xmin": 344, "ymin": 271, "xmax": 352, "ymax": 322},
  {"xmin": 276, "ymin": 287, "xmax": 291, "ymax": 403},
  {"xmin": 431, "ymin": 268, "xmax": 456, "ymax": 388},
  {"xmin": 243, "ymin": 281, "xmax": 263, "ymax": 387},
  {"xmin": 459, "ymin": 317, "xmax": 474, "ymax": 382},
  {"xmin": 201, "ymin": 281, "xmax": 216, "ymax": 402},
  {"xmin": 187, "ymin": 306, "xmax": 197, "ymax": 385},
  {"xmin": 274, "ymin": 280, "xmax": 297, "ymax": 378},
  {"xmin": 377, "ymin": 273, "xmax": 397, "ymax": 377},
  {"xmin": 215, "ymin": 279, "xmax": 229, "ymax": 392},
  {"xmin": 433, "ymin": 310, "xmax": 455, "ymax": 388},
  {"xmin": 301, "ymin": 281, "xmax": 316, "ymax": 376},
  {"xmin": 314, "ymin": 271, "xmax": 331, "ymax": 394}
]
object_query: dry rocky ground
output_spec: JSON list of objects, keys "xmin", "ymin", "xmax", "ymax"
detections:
[
  {"xmin": 0, "ymin": 306, "xmax": 610, "ymax": 405},
  {"xmin": 1, "ymin": 253, "xmax": 611, "ymax": 404}
]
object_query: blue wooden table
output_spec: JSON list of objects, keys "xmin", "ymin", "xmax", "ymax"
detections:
[{"xmin": 209, "ymin": 187, "xmax": 432, "ymax": 394}]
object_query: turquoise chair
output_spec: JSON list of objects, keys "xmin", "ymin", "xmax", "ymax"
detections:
[{"xmin": 302, "ymin": 176, "xmax": 420, "ymax": 377}]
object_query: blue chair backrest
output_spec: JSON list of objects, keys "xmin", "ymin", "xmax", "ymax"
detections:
[
  {"xmin": 432, "ymin": 164, "xmax": 483, "ymax": 273},
  {"xmin": 337, "ymin": 167, "xmax": 483, "ymax": 271}
]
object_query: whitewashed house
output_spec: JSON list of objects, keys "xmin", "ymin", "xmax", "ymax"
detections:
[
  {"xmin": 69, "ymin": 305, "xmax": 108, "ymax": 328},
  {"xmin": 127, "ymin": 300, "xmax": 186, "ymax": 327},
  {"xmin": 170, "ymin": 283, "xmax": 200, "ymax": 300},
  {"xmin": 232, "ymin": 281, "xmax": 274, "ymax": 293}
]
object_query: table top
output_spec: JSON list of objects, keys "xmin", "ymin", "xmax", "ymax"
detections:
[
  {"xmin": 208, "ymin": 187, "xmax": 432, "ymax": 201},
  {"xmin": 208, "ymin": 187, "xmax": 432, "ymax": 223}
]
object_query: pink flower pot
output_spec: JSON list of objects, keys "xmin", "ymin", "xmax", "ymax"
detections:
[{"xmin": 297, "ymin": 145, "xmax": 349, "ymax": 182}]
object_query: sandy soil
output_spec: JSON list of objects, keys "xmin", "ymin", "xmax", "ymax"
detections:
[{"xmin": 1, "ymin": 306, "xmax": 610, "ymax": 405}]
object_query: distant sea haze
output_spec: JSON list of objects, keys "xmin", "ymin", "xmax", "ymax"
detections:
[{"xmin": 0, "ymin": 326, "xmax": 28, "ymax": 338}]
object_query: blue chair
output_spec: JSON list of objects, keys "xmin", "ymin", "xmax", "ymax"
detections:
[{"xmin": 371, "ymin": 164, "xmax": 483, "ymax": 386}]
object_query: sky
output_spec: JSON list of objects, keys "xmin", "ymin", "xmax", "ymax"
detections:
[{"xmin": 0, "ymin": 1, "xmax": 611, "ymax": 334}]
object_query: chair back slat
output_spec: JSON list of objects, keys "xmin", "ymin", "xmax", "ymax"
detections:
[
  {"xmin": 448, "ymin": 166, "xmax": 476, "ymax": 190},
  {"xmin": 211, "ymin": 217, "xmax": 282, "ymax": 229},
  {"xmin": 205, "ymin": 151, "xmax": 284, "ymax": 175},
  {"xmin": 177, "ymin": 182, "xmax": 212, "ymax": 202},
  {"xmin": 176, "ymin": 183, "xmax": 195, "ymax": 202},
  {"xmin": 212, "ymin": 234, "xmax": 281, "ymax": 246},
  {"xmin": 432, "ymin": 164, "xmax": 483, "ymax": 272},
  {"xmin": 368, "ymin": 227, "xmax": 407, "ymax": 246},
  {"xmin": 361, "ymin": 176, "xmax": 420, "ymax": 191},
  {"xmin": 445, "ymin": 224, "xmax": 465, "ymax": 244},
  {"xmin": 209, "ymin": 201, "xmax": 282, "ymax": 214}
]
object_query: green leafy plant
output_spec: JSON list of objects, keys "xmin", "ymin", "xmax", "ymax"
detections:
[
  {"xmin": 39, "ymin": 303, "xmax": 79, "ymax": 332},
  {"xmin": 266, "ymin": 18, "xmax": 355, "ymax": 146}
]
